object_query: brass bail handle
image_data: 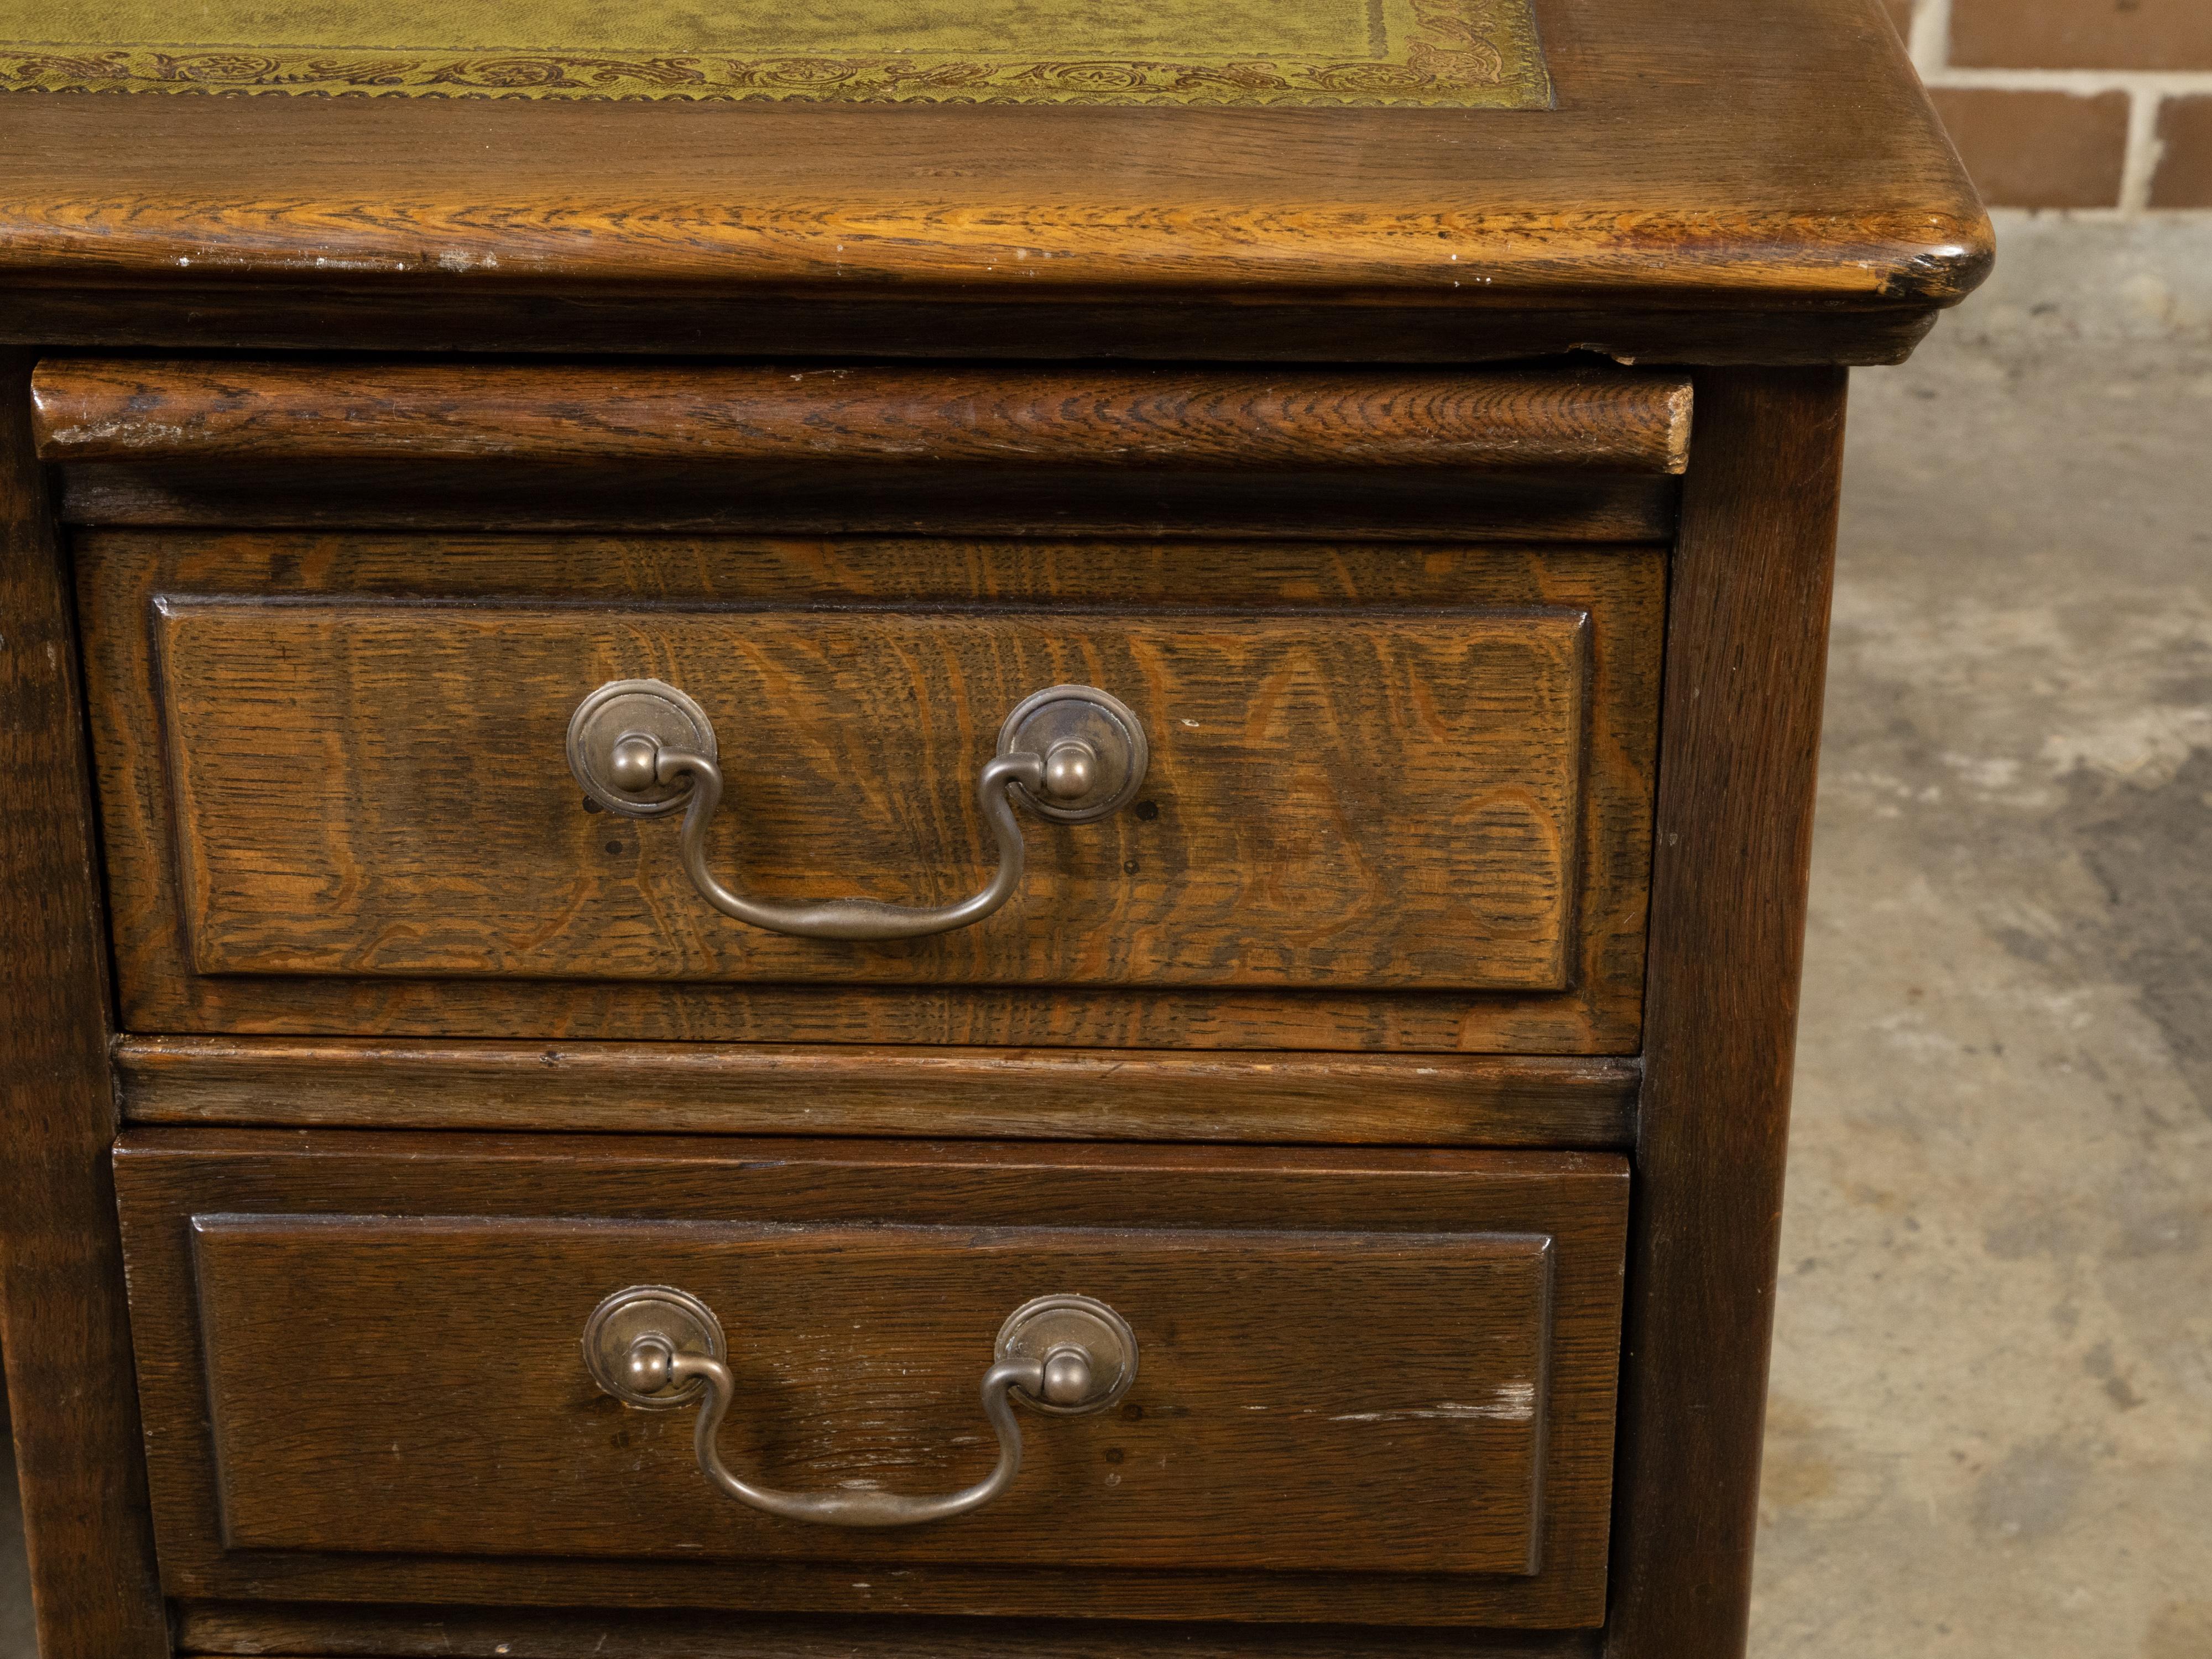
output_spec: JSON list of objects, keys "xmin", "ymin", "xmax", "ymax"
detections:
[
  {"xmin": 565, "ymin": 679, "xmax": 1149, "ymax": 942},
  {"xmin": 581, "ymin": 1288, "xmax": 1139, "ymax": 1529}
]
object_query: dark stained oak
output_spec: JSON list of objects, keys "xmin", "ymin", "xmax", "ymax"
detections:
[
  {"xmin": 0, "ymin": 0, "xmax": 1989, "ymax": 362},
  {"xmin": 11, "ymin": 289, "xmax": 1959, "ymax": 369},
  {"xmin": 0, "ymin": 353, "xmax": 169, "ymax": 1658},
  {"xmin": 81, "ymin": 532, "xmax": 1662, "ymax": 1053},
  {"xmin": 63, "ymin": 459, "xmax": 1689, "ymax": 548},
  {"xmin": 114, "ymin": 1037, "xmax": 1641, "ymax": 1149},
  {"xmin": 54, "ymin": 460, "xmax": 1682, "ymax": 544},
  {"xmin": 0, "ymin": 1, "xmax": 1985, "ymax": 1648},
  {"xmin": 32, "ymin": 360, "xmax": 1694, "ymax": 475},
  {"xmin": 174, "ymin": 1603, "xmax": 1604, "ymax": 1658},
  {"xmin": 1605, "ymin": 369, "xmax": 1848, "ymax": 1658},
  {"xmin": 152, "ymin": 599, "xmax": 1591, "ymax": 989},
  {"xmin": 196, "ymin": 1219, "xmax": 1557, "ymax": 1574},
  {"xmin": 116, "ymin": 1129, "xmax": 1629, "ymax": 1627}
]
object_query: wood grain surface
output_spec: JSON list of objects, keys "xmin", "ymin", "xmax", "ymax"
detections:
[
  {"xmin": 82, "ymin": 532, "xmax": 1661, "ymax": 1052},
  {"xmin": 114, "ymin": 1036, "xmax": 1640, "ymax": 1146},
  {"xmin": 0, "ymin": 0, "xmax": 1988, "ymax": 364},
  {"xmin": 153, "ymin": 599, "xmax": 1588, "ymax": 989},
  {"xmin": 1605, "ymin": 369, "xmax": 1848, "ymax": 1659},
  {"xmin": 32, "ymin": 359, "xmax": 1694, "ymax": 474},
  {"xmin": 195, "ymin": 1217, "xmax": 1556, "ymax": 1574},
  {"xmin": 116, "ymin": 1129, "xmax": 1627, "ymax": 1627},
  {"xmin": 173, "ymin": 1601, "xmax": 1605, "ymax": 1659},
  {"xmin": 0, "ymin": 354, "xmax": 170, "ymax": 1659}
]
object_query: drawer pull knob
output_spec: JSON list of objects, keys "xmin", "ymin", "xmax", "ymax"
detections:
[
  {"xmin": 582, "ymin": 1286, "xmax": 1138, "ymax": 1528},
  {"xmin": 566, "ymin": 679, "xmax": 1148, "ymax": 942}
]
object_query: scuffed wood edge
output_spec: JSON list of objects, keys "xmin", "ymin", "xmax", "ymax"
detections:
[{"xmin": 1661, "ymin": 380, "xmax": 1694, "ymax": 474}]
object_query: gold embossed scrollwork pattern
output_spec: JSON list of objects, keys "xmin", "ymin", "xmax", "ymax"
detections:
[{"xmin": 0, "ymin": 0, "xmax": 1549, "ymax": 106}]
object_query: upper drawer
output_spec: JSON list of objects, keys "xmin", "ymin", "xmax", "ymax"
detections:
[
  {"xmin": 80, "ymin": 533, "xmax": 1661, "ymax": 1051},
  {"xmin": 153, "ymin": 598, "xmax": 1585, "ymax": 990},
  {"xmin": 114, "ymin": 1130, "xmax": 1628, "ymax": 1627}
]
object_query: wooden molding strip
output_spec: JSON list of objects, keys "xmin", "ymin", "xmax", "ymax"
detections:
[
  {"xmin": 32, "ymin": 359, "xmax": 1693, "ymax": 475},
  {"xmin": 116, "ymin": 1036, "xmax": 1640, "ymax": 1149},
  {"xmin": 175, "ymin": 1601, "xmax": 1604, "ymax": 1659},
  {"xmin": 4, "ymin": 289, "xmax": 1953, "ymax": 368}
]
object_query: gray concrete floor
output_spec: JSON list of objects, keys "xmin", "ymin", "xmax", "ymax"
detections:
[
  {"xmin": 1, "ymin": 1384, "xmax": 29, "ymax": 1659},
  {"xmin": 1750, "ymin": 301, "xmax": 2212, "ymax": 1655},
  {"xmin": 2, "ymin": 235, "xmax": 2207, "ymax": 1659}
]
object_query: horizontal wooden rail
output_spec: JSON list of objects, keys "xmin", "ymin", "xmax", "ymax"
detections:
[
  {"xmin": 174, "ymin": 1599, "xmax": 1611, "ymax": 1657},
  {"xmin": 33, "ymin": 359, "xmax": 1692, "ymax": 474},
  {"xmin": 114, "ymin": 1037, "xmax": 1641, "ymax": 1149}
]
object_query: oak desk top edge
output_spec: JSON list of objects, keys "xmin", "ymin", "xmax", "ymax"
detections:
[{"xmin": 0, "ymin": 0, "xmax": 1990, "ymax": 363}]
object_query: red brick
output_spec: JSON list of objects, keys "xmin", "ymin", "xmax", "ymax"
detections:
[
  {"xmin": 1953, "ymin": 0, "xmax": 2212, "ymax": 72},
  {"xmin": 2150, "ymin": 95, "xmax": 2212, "ymax": 207},
  {"xmin": 1928, "ymin": 87, "xmax": 2130, "ymax": 208}
]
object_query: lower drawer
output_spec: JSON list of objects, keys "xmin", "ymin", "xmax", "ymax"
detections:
[{"xmin": 115, "ymin": 1130, "xmax": 1627, "ymax": 1628}]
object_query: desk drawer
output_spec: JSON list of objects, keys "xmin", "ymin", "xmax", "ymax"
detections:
[
  {"xmin": 157, "ymin": 598, "xmax": 1584, "ymax": 989},
  {"xmin": 114, "ymin": 1130, "xmax": 1627, "ymax": 1627},
  {"xmin": 80, "ymin": 533, "xmax": 1662, "ymax": 1052}
]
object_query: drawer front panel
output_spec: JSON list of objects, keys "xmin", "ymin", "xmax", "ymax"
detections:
[
  {"xmin": 116, "ymin": 1131, "xmax": 1628, "ymax": 1626},
  {"xmin": 154, "ymin": 598, "xmax": 1585, "ymax": 990},
  {"xmin": 84, "ymin": 533, "xmax": 1661, "ymax": 1052},
  {"xmin": 193, "ymin": 1218, "xmax": 1552, "ymax": 1574}
]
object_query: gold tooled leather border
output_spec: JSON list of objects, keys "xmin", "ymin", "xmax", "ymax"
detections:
[{"xmin": 0, "ymin": 0, "xmax": 1551, "ymax": 106}]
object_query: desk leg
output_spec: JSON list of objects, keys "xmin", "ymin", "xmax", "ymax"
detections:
[
  {"xmin": 1609, "ymin": 366, "xmax": 1849, "ymax": 1659},
  {"xmin": 0, "ymin": 352, "xmax": 169, "ymax": 1659}
]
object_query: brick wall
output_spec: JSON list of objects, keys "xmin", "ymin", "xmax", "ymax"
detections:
[{"xmin": 1888, "ymin": 0, "xmax": 2212, "ymax": 209}]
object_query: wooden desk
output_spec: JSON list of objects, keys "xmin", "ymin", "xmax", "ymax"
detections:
[{"xmin": 0, "ymin": 1, "xmax": 1989, "ymax": 1654}]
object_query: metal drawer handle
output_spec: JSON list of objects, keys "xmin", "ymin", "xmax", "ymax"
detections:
[
  {"xmin": 566, "ymin": 679, "xmax": 1148, "ymax": 942},
  {"xmin": 582, "ymin": 1287, "xmax": 1138, "ymax": 1529}
]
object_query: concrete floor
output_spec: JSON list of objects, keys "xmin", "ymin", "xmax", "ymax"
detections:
[
  {"xmin": 0, "ymin": 1387, "xmax": 26, "ymax": 1659},
  {"xmin": 2, "ymin": 227, "xmax": 2208, "ymax": 1658},
  {"xmin": 1749, "ymin": 267, "xmax": 2212, "ymax": 1655}
]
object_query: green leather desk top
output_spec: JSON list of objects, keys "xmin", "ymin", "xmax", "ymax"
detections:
[{"xmin": 0, "ymin": 0, "xmax": 1550, "ymax": 105}]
